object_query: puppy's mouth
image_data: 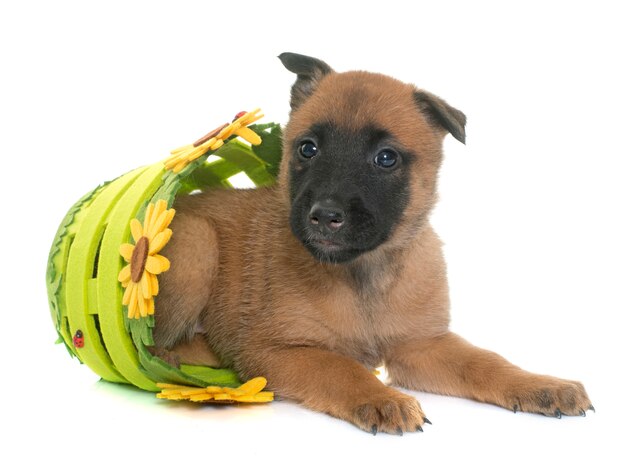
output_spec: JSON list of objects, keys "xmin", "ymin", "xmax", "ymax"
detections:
[
  {"xmin": 301, "ymin": 236, "xmax": 363, "ymax": 264},
  {"xmin": 310, "ymin": 238, "xmax": 344, "ymax": 250}
]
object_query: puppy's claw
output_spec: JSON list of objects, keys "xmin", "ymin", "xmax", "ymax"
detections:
[
  {"xmin": 513, "ymin": 404, "xmax": 519, "ymax": 414},
  {"xmin": 580, "ymin": 409, "xmax": 586, "ymax": 417},
  {"xmin": 396, "ymin": 427, "xmax": 403, "ymax": 436},
  {"xmin": 589, "ymin": 405, "xmax": 596, "ymax": 413},
  {"xmin": 416, "ymin": 425, "xmax": 424, "ymax": 432},
  {"xmin": 423, "ymin": 417, "xmax": 432, "ymax": 425},
  {"xmin": 555, "ymin": 409, "xmax": 562, "ymax": 419},
  {"xmin": 371, "ymin": 424, "xmax": 378, "ymax": 436}
]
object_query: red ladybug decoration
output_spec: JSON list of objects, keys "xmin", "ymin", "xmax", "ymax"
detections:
[
  {"xmin": 233, "ymin": 111, "xmax": 247, "ymax": 121},
  {"xmin": 73, "ymin": 330, "xmax": 84, "ymax": 348}
]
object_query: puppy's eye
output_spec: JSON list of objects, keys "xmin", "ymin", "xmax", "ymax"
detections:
[
  {"xmin": 298, "ymin": 141, "xmax": 318, "ymax": 159},
  {"xmin": 374, "ymin": 149, "xmax": 398, "ymax": 168}
]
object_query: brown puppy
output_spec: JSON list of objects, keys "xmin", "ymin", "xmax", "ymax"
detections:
[{"xmin": 152, "ymin": 53, "xmax": 592, "ymax": 434}]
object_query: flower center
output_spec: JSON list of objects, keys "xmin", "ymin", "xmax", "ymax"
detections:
[{"xmin": 131, "ymin": 236, "xmax": 149, "ymax": 283}]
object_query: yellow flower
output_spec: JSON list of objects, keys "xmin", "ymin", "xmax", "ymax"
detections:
[
  {"xmin": 118, "ymin": 199, "xmax": 175, "ymax": 319},
  {"xmin": 164, "ymin": 108, "xmax": 265, "ymax": 173},
  {"xmin": 156, "ymin": 377, "xmax": 274, "ymax": 403}
]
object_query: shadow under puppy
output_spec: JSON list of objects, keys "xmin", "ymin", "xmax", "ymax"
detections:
[{"xmin": 152, "ymin": 52, "xmax": 592, "ymax": 434}]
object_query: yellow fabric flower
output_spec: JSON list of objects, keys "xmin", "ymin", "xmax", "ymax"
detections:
[
  {"xmin": 156, "ymin": 377, "xmax": 274, "ymax": 403},
  {"xmin": 164, "ymin": 108, "xmax": 265, "ymax": 173},
  {"xmin": 118, "ymin": 199, "xmax": 175, "ymax": 319}
]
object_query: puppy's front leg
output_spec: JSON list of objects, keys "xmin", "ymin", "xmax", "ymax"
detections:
[
  {"xmin": 244, "ymin": 347, "xmax": 426, "ymax": 434},
  {"xmin": 385, "ymin": 332, "xmax": 592, "ymax": 417}
]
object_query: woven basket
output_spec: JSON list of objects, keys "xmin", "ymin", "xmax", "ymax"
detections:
[{"xmin": 46, "ymin": 111, "xmax": 281, "ymax": 398}]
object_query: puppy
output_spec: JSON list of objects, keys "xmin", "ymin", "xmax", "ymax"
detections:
[{"xmin": 152, "ymin": 52, "xmax": 592, "ymax": 434}]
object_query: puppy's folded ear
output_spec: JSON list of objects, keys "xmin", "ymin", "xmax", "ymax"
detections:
[
  {"xmin": 278, "ymin": 52, "xmax": 333, "ymax": 110},
  {"xmin": 414, "ymin": 90, "xmax": 467, "ymax": 144}
]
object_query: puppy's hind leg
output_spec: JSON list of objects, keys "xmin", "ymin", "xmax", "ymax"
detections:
[
  {"xmin": 150, "ymin": 211, "xmax": 219, "ymax": 365},
  {"xmin": 164, "ymin": 333, "xmax": 223, "ymax": 368}
]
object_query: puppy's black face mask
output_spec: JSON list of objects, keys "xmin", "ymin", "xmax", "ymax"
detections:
[{"xmin": 288, "ymin": 123, "xmax": 412, "ymax": 264}]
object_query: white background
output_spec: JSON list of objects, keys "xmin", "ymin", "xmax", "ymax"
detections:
[{"xmin": 1, "ymin": 1, "xmax": 624, "ymax": 459}]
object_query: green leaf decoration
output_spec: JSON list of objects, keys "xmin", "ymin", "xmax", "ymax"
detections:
[
  {"xmin": 179, "ymin": 365, "xmax": 242, "ymax": 388},
  {"xmin": 251, "ymin": 123, "xmax": 283, "ymax": 178}
]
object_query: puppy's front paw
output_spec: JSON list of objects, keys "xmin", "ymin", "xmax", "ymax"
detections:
[
  {"xmin": 351, "ymin": 389, "xmax": 427, "ymax": 435},
  {"xmin": 506, "ymin": 376, "xmax": 593, "ymax": 418}
]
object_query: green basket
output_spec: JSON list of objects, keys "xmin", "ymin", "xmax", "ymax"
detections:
[{"xmin": 46, "ymin": 111, "xmax": 282, "ymax": 395}]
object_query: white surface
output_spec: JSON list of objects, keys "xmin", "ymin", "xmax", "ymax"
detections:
[{"xmin": 1, "ymin": 1, "xmax": 624, "ymax": 459}]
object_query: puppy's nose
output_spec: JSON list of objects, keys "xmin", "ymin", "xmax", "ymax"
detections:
[{"xmin": 309, "ymin": 200, "xmax": 345, "ymax": 232}]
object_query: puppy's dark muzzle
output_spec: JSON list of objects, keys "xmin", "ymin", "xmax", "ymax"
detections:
[{"xmin": 308, "ymin": 200, "xmax": 345, "ymax": 233}]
